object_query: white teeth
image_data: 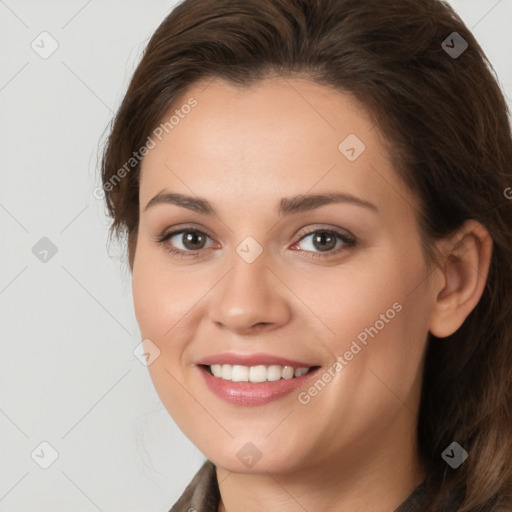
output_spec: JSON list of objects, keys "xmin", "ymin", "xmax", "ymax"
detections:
[
  {"xmin": 211, "ymin": 364, "xmax": 223, "ymax": 378},
  {"xmin": 267, "ymin": 365, "xmax": 282, "ymax": 382},
  {"xmin": 231, "ymin": 365, "xmax": 249, "ymax": 382},
  {"xmin": 282, "ymin": 366, "xmax": 294, "ymax": 380},
  {"xmin": 221, "ymin": 364, "xmax": 232, "ymax": 380},
  {"xmin": 207, "ymin": 364, "xmax": 311, "ymax": 382},
  {"xmin": 249, "ymin": 365, "xmax": 267, "ymax": 383}
]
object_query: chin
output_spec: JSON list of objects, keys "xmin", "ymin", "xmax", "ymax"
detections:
[{"xmin": 202, "ymin": 439, "xmax": 305, "ymax": 474}]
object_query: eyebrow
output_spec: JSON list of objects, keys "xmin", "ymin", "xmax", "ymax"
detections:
[{"xmin": 143, "ymin": 190, "xmax": 379, "ymax": 216}]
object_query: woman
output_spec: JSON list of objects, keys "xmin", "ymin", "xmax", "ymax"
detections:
[{"xmin": 100, "ymin": 0, "xmax": 512, "ymax": 510}]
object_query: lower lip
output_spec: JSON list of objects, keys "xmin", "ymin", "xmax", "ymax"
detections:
[{"xmin": 197, "ymin": 365, "xmax": 321, "ymax": 406}]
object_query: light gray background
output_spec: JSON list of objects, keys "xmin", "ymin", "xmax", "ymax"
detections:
[{"xmin": 1, "ymin": 1, "xmax": 511, "ymax": 510}]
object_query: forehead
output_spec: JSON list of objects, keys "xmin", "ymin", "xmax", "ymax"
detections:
[{"xmin": 139, "ymin": 76, "xmax": 416, "ymax": 222}]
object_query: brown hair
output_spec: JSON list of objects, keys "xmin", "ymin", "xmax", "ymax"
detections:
[{"xmin": 100, "ymin": 0, "xmax": 512, "ymax": 510}]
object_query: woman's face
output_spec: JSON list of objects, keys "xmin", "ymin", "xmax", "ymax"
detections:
[{"xmin": 132, "ymin": 76, "xmax": 435, "ymax": 475}]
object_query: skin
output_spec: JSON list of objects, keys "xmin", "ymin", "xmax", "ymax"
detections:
[{"xmin": 131, "ymin": 76, "xmax": 492, "ymax": 512}]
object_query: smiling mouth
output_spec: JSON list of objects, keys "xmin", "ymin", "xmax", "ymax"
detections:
[{"xmin": 200, "ymin": 363, "xmax": 321, "ymax": 383}]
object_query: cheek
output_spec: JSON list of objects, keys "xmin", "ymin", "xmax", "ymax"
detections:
[
  {"xmin": 315, "ymin": 244, "xmax": 429, "ymax": 368},
  {"xmin": 131, "ymin": 253, "xmax": 198, "ymax": 420},
  {"xmin": 132, "ymin": 238, "xmax": 180, "ymax": 331},
  {"xmin": 132, "ymin": 245, "xmax": 176, "ymax": 354},
  {"xmin": 307, "ymin": 255, "xmax": 429, "ymax": 441},
  {"xmin": 132, "ymin": 263, "xmax": 164, "ymax": 340},
  {"xmin": 351, "ymin": 253, "xmax": 429, "ymax": 388},
  {"xmin": 132, "ymin": 267, "xmax": 189, "ymax": 341},
  {"xmin": 131, "ymin": 246, "xmax": 210, "ymax": 366}
]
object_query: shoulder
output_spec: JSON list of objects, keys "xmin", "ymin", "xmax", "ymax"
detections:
[{"xmin": 168, "ymin": 460, "xmax": 220, "ymax": 512}]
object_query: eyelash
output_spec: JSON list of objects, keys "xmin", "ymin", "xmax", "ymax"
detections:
[{"xmin": 155, "ymin": 225, "xmax": 357, "ymax": 260}]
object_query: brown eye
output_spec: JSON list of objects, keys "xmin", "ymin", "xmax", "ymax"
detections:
[
  {"xmin": 159, "ymin": 228, "xmax": 214, "ymax": 254},
  {"xmin": 179, "ymin": 230, "xmax": 208, "ymax": 250},
  {"xmin": 157, "ymin": 225, "xmax": 356, "ymax": 260},
  {"xmin": 294, "ymin": 229, "xmax": 356, "ymax": 257},
  {"xmin": 311, "ymin": 231, "xmax": 338, "ymax": 252}
]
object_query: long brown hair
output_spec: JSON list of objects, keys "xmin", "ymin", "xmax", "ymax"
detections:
[{"xmin": 100, "ymin": 1, "xmax": 512, "ymax": 510}]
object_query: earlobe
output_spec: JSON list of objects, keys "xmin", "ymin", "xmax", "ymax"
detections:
[{"xmin": 428, "ymin": 220, "xmax": 493, "ymax": 339}]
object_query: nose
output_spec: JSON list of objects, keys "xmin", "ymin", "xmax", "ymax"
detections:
[{"xmin": 208, "ymin": 248, "xmax": 292, "ymax": 335}]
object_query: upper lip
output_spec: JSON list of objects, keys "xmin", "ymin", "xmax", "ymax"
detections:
[{"xmin": 196, "ymin": 352, "xmax": 319, "ymax": 368}]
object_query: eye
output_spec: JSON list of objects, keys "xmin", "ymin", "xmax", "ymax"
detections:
[
  {"xmin": 157, "ymin": 228, "xmax": 215, "ymax": 258},
  {"xmin": 291, "ymin": 228, "xmax": 356, "ymax": 259},
  {"xmin": 155, "ymin": 225, "xmax": 356, "ymax": 259}
]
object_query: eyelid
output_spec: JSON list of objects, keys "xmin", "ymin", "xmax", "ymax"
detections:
[
  {"xmin": 157, "ymin": 222, "xmax": 215, "ymax": 241},
  {"xmin": 156, "ymin": 223, "xmax": 356, "ymax": 258},
  {"xmin": 158, "ymin": 223, "xmax": 353, "ymax": 241},
  {"xmin": 294, "ymin": 223, "xmax": 354, "ymax": 241}
]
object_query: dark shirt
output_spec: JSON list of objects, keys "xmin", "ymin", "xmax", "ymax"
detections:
[{"xmin": 168, "ymin": 460, "xmax": 448, "ymax": 512}]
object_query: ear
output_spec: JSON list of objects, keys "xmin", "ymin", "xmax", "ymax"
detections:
[{"xmin": 428, "ymin": 219, "xmax": 493, "ymax": 338}]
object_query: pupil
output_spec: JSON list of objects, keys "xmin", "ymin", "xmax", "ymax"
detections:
[
  {"xmin": 313, "ymin": 231, "xmax": 335, "ymax": 251},
  {"xmin": 180, "ymin": 231, "xmax": 337, "ymax": 252},
  {"xmin": 184, "ymin": 231, "xmax": 204, "ymax": 250}
]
